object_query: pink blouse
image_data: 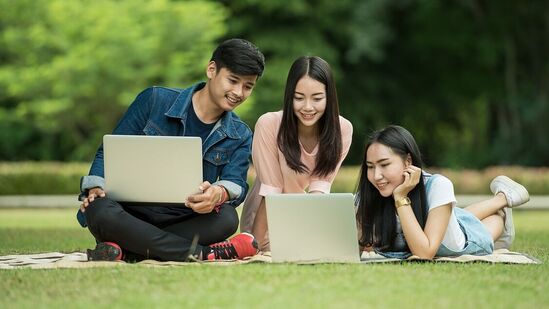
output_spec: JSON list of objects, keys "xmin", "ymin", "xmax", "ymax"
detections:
[
  {"xmin": 253, "ymin": 111, "xmax": 353, "ymax": 195},
  {"xmin": 240, "ymin": 111, "xmax": 353, "ymax": 232}
]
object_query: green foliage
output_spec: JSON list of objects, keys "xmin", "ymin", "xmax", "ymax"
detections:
[
  {"xmin": 0, "ymin": 0, "xmax": 227, "ymax": 161},
  {"xmin": 0, "ymin": 161, "xmax": 88, "ymax": 194},
  {"xmin": 330, "ymin": 165, "xmax": 549, "ymax": 195},
  {"xmin": 2, "ymin": 162, "xmax": 547, "ymax": 195},
  {"xmin": 221, "ymin": 0, "xmax": 350, "ymax": 124},
  {"xmin": 0, "ymin": 0, "xmax": 547, "ymax": 168},
  {"xmin": 220, "ymin": 0, "xmax": 549, "ymax": 167}
]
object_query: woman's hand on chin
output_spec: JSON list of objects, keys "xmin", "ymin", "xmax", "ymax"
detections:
[{"xmin": 393, "ymin": 165, "xmax": 422, "ymax": 200}]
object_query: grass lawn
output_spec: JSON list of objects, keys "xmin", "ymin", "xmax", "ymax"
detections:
[{"xmin": 0, "ymin": 209, "xmax": 547, "ymax": 308}]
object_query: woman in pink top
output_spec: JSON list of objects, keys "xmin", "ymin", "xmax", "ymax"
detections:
[{"xmin": 240, "ymin": 56, "xmax": 353, "ymax": 252}]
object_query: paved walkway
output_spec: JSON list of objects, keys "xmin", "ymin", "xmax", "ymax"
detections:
[{"xmin": 0, "ymin": 195, "xmax": 547, "ymax": 209}]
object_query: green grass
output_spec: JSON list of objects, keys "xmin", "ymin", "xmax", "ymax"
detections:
[{"xmin": 1, "ymin": 209, "xmax": 548, "ymax": 308}]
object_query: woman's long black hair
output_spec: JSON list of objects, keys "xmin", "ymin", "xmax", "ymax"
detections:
[
  {"xmin": 277, "ymin": 56, "xmax": 342, "ymax": 177},
  {"xmin": 356, "ymin": 125, "xmax": 428, "ymax": 251}
]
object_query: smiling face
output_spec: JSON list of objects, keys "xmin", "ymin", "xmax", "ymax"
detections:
[
  {"xmin": 292, "ymin": 76, "xmax": 327, "ymax": 129},
  {"xmin": 366, "ymin": 142, "xmax": 411, "ymax": 197},
  {"xmin": 206, "ymin": 62, "xmax": 258, "ymax": 112}
]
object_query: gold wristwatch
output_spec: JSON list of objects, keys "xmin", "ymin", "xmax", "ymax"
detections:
[{"xmin": 395, "ymin": 196, "xmax": 411, "ymax": 209}]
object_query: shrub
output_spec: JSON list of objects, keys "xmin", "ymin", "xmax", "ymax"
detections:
[
  {"xmin": 1, "ymin": 162, "xmax": 547, "ymax": 195},
  {"xmin": 0, "ymin": 162, "xmax": 88, "ymax": 195},
  {"xmin": 330, "ymin": 166, "xmax": 549, "ymax": 195}
]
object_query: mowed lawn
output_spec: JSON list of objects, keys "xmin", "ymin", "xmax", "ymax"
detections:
[{"xmin": 0, "ymin": 209, "xmax": 547, "ymax": 308}]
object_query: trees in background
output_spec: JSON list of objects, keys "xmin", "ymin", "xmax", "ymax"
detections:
[
  {"xmin": 0, "ymin": 0, "xmax": 547, "ymax": 167},
  {"xmin": 0, "ymin": 0, "xmax": 226, "ymax": 160},
  {"xmin": 221, "ymin": 0, "xmax": 548, "ymax": 167}
]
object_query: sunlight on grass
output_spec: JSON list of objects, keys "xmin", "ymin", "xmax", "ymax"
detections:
[
  {"xmin": 0, "ymin": 209, "xmax": 547, "ymax": 308},
  {"xmin": 0, "ymin": 208, "xmax": 81, "ymax": 229}
]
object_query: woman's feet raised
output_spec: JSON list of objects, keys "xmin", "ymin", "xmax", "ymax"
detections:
[
  {"xmin": 490, "ymin": 175, "xmax": 530, "ymax": 208},
  {"xmin": 490, "ymin": 176, "xmax": 529, "ymax": 249}
]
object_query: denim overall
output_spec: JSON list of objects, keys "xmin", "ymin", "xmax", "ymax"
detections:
[{"xmin": 376, "ymin": 174, "xmax": 494, "ymax": 259}]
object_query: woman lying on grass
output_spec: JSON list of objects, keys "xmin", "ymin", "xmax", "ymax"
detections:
[{"xmin": 356, "ymin": 125, "xmax": 530, "ymax": 259}]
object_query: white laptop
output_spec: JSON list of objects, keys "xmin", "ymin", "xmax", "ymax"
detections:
[
  {"xmin": 103, "ymin": 135, "xmax": 203, "ymax": 204},
  {"xmin": 265, "ymin": 193, "xmax": 361, "ymax": 263}
]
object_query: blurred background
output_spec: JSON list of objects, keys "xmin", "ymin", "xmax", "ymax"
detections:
[{"xmin": 0, "ymin": 0, "xmax": 547, "ymax": 193}]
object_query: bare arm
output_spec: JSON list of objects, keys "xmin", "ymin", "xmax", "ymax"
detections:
[
  {"xmin": 393, "ymin": 165, "xmax": 452, "ymax": 259},
  {"xmin": 397, "ymin": 203, "xmax": 452, "ymax": 259}
]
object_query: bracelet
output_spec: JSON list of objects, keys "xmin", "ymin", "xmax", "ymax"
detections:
[
  {"xmin": 215, "ymin": 185, "xmax": 228, "ymax": 207},
  {"xmin": 395, "ymin": 196, "xmax": 411, "ymax": 209}
]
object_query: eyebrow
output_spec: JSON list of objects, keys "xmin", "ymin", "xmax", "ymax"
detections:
[
  {"xmin": 229, "ymin": 74, "xmax": 256, "ymax": 87},
  {"xmin": 366, "ymin": 158, "xmax": 390, "ymax": 164},
  {"xmin": 294, "ymin": 91, "xmax": 325, "ymax": 96}
]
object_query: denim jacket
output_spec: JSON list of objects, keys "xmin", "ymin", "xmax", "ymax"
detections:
[{"xmin": 79, "ymin": 82, "xmax": 252, "ymax": 210}]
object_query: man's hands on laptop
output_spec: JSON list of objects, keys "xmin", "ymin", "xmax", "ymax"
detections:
[
  {"xmin": 186, "ymin": 181, "xmax": 226, "ymax": 214},
  {"xmin": 80, "ymin": 187, "xmax": 106, "ymax": 213},
  {"xmin": 79, "ymin": 182, "xmax": 227, "ymax": 214}
]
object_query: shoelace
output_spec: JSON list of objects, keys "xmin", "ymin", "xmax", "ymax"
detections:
[{"xmin": 211, "ymin": 243, "xmax": 239, "ymax": 259}]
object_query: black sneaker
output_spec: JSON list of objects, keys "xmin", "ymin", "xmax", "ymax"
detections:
[{"xmin": 87, "ymin": 242, "xmax": 123, "ymax": 261}]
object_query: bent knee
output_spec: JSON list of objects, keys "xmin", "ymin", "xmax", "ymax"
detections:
[
  {"xmin": 85, "ymin": 197, "xmax": 122, "ymax": 226},
  {"xmin": 217, "ymin": 205, "xmax": 239, "ymax": 236}
]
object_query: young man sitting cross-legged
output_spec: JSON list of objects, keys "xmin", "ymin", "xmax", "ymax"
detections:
[{"xmin": 78, "ymin": 39, "xmax": 265, "ymax": 262}]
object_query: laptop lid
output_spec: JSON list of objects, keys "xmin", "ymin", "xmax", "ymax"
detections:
[
  {"xmin": 103, "ymin": 135, "xmax": 203, "ymax": 204},
  {"xmin": 266, "ymin": 193, "xmax": 360, "ymax": 263}
]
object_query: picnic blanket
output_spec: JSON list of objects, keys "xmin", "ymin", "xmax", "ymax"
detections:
[
  {"xmin": 359, "ymin": 249, "xmax": 541, "ymax": 264},
  {"xmin": 0, "ymin": 249, "xmax": 540, "ymax": 269}
]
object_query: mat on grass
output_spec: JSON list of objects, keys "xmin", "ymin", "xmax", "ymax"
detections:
[
  {"xmin": 360, "ymin": 249, "xmax": 541, "ymax": 264},
  {"xmin": 0, "ymin": 252, "xmax": 271, "ymax": 269},
  {"xmin": 0, "ymin": 249, "xmax": 540, "ymax": 269}
]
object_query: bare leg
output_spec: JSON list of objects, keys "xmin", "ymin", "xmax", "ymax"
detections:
[
  {"xmin": 251, "ymin": 197, "xmax": 271, "ymax": 252},
  {"xmin": 464, "ymin": 193, "xmax": 507, "ymax": 220},
  {"xmin": 481, "ymin": 214, "xmax": 504, "ymax": 241}
]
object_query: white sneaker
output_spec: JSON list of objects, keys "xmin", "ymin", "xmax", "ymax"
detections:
[
  {"xmin": 494, "ymin": 208, "xmax": 515, "ymax": 250},
  {"xmin": 489, "ymin": 176, "xmax": 530, "ymax": 208}
]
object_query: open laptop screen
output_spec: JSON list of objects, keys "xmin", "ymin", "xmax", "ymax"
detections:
[
  {"xmin": 103, "ymin": 135, "xmax": 202, "ymax": 204},
  {"xmin": 266, "ymin": 193, "xmax": 360, "ymax": 263}
]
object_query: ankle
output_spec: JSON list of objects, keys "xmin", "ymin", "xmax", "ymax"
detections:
[{"xmin": 496, "ymin": 192, "xmax": 509, "ymax": 208}]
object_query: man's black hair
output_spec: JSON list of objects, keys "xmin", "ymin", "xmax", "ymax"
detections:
[{"xmin": 210, "ymin": 38, "xmax": 265, "ymax": 77}]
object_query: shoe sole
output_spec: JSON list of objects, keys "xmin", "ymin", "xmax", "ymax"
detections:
[
  {"xmin": 490, "ymin": 176, "xmax": 530, "ymax": 208},
  {"xmin": 87, "ymin": 243, "xmax": 123, "ymax": 261},
  {"xmin": 494, "ymin": 207, "xmax": 515, "ymax": 250}
]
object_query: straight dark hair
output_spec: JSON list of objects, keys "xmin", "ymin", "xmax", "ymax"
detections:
[
  {"xmin": 210, "ymin": 38, "xmax": 265, "ymax": 77},
  {"xmin": 355, "ymin": 125, "xmax": 428, "ymax": 251},
  {"xmin": 277, "ymin": 56, "xmax": 342, "ymax": 177}
]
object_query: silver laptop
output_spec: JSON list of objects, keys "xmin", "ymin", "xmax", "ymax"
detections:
[
  {"xmin": 266, "ymin": 193, "xmax": 361, "ymax": 263},
  {"xmin": 103, "ymin": 135, "xmax": 203, "ymax": 204}
]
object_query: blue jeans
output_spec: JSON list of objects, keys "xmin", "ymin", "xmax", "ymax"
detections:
[
  {"xmin": 435, "ymin": 207, "xmax": 494, "ymax": 257},
  {"xmin": 376, "ymin": 207, "xmax": 494, "ymax": 259}
]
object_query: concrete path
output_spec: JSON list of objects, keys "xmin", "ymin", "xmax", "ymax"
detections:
[
  {"xmin": 0, "ymin": 195, "xmax": 78, "ymax": 208},
  {"xmin": 0, "ymin": 195, "xmax": 547, "ymax": 209}
]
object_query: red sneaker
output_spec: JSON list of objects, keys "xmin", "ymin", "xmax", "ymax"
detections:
[
  {"xmin": 206, "ymin": 233, "xmax": 258, "ymax": 260},
  {"xmin": 87, "ymin": 242, "xmax": 124, "ymax": 261}
]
